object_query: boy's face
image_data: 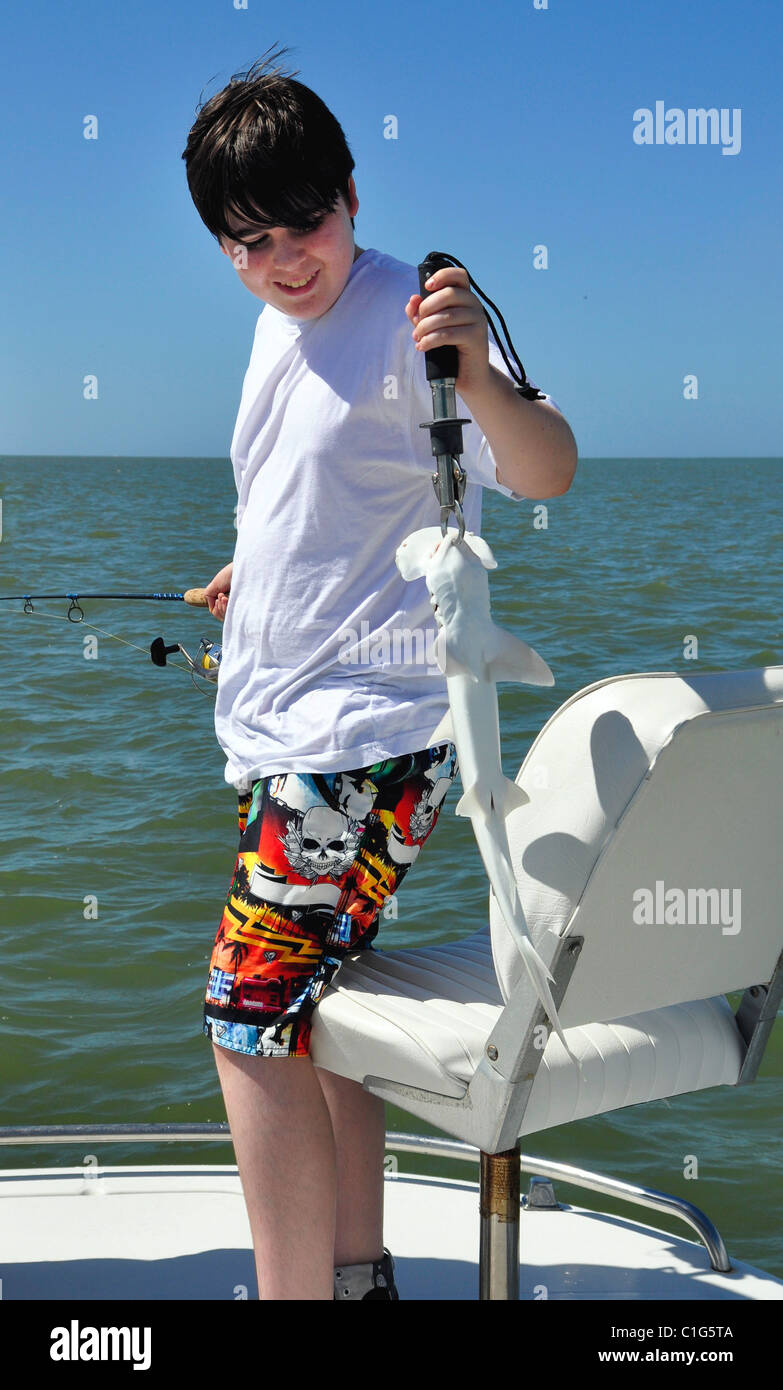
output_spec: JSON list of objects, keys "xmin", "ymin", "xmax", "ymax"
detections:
[{"xmin": 219, "ymin": 176, "xmax": 361, "ymax": 318}]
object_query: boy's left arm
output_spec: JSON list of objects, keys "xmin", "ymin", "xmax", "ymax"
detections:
[{"xmin": 406, "ymin": 265, "xmax": 577, "ymax": 500}]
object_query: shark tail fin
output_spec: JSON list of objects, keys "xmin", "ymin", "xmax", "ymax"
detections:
[{"xmin": 514, "ymin": 934, "xmax": 579, "ymax": 1065}]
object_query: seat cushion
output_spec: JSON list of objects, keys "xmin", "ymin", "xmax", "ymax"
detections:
[{"xmin": 310, "ymin": 926, "xmax": 747, "ymax": 1133}]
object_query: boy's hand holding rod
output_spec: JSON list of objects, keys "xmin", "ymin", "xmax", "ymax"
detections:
[{"xmin": 203, "ymin": 561, "xmax": 233, "ymax": 622}]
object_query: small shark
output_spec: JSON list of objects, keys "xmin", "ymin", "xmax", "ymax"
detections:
[{"xmin": 396, "ymin": 525, "xmax": 574, "ymax": 1056}]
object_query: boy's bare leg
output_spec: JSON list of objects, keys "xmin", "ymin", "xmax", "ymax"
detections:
[
  {"xmin": 212, "ymin": 1044, "xmax": 337, "ymax": 1300},
  {"xmin": 315, "ymin": 1066, "xmax": 386, "ymax": 1265}
]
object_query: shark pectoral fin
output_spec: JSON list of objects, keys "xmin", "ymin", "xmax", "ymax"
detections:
[
  {"xmin": 501, "ymin": 778, "xmax": 530, "ymax": 813},
  {"xmin": 444, "ymin": 651, "xmax": 480, "ymax": 681},
  {"xmin": 437, "ymin": 631, "xmax": 481, "ymax": 682},
  {"xmin": 486, "ymin": 629, "xmax": 555, "ymax": 687},
  {"xmin": 427, "ymin": 709, "xmax": 454, "ymax": 745}
]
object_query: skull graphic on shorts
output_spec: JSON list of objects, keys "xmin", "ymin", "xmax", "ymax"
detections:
[{"xmin": 279, "ymin": 805, "xmax": 362, "ymax": 880}]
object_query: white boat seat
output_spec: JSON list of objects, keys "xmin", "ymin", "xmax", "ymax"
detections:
[
  {"xmin": 313, "ymin": 925, "xmax": 746, "ymax": 1131},
  {"xmin": 311, "ymin": 666, "xmax": 783, "ymax": 1154}
]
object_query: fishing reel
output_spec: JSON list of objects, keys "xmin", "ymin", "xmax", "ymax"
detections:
[{"xmin": 150, "ymin": 635, "xmax": 222, "ymax": 693}]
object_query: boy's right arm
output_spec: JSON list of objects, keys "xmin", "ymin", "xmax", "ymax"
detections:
[{"xmin": 204, "ymin": 562, "xmax": 233, "ymax": 622}]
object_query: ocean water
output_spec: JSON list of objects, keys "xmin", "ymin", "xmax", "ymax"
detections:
[{"xmin": 0, "ymin": 455, "xmax": 781, "ymax": 1280}]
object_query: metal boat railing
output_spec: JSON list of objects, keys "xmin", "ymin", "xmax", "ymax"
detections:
[{"xmin": 0, "ymin": 1122, "xmax": 731, "ymax": 1272}]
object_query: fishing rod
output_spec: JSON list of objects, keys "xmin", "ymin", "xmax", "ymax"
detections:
[
  {"xmin": 4, "ymin": 253, "xmax": 535, "ymax": 681},
  {"xmin": 0, "ymin": 589, "xmax": 208, "ymax": 621},
  {"xmin": 417, "ymin": 251, "xmax": 546, "ymax": 538},
  {"xmin": 0, "ymin": 586, "xmax": 221, "ymax": 692}
]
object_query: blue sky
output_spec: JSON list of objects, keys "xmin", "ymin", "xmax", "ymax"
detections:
[{"xmin": 1, "ymin": 0, "xmax": 780, "ymax": 458}]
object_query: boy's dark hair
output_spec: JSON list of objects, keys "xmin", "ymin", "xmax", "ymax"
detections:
[{"xmin": 182, "ymin": 45, "xmax": 356, "ymax": 243}]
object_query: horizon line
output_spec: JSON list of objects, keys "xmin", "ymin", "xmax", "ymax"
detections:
[{"xmin": 1, "ymin": 454, "xmax": 782, "ymax": 464}]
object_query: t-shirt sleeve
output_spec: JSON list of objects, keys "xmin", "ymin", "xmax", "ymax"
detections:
[
  {"xmin": 456, "ymin": 337, "xmax": 563, "ymax": 501},
  {"xmin": 230, "ymin": 313, "xmax": 267, "ymax": 534}
]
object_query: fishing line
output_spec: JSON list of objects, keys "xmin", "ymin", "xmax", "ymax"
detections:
[
  {"xmin": 1, "ymin": 587, "xmax": 220, "ymax": 694},
  {"xmin": 15, "ymin": 607, "xmax": 193, "ymax": 678}
]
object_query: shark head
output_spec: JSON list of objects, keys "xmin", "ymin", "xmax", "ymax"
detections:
[
  {"xmin": 396, "ymin": 526, "xmax": 497, "ymax": 636},
  {"xmin": 397, "ymin": 527, "xmax": 500, "ymax": 678},
  {"xmin": 396, "ymin": 524, "xmax": 555, "ymax": 689},
  {"xmin": 396, "ymin": 526, "xmax": 497, "ymax": 582}
]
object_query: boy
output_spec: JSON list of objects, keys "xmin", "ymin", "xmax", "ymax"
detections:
[{"xmin": 182, "ymin": 47, "xmax": 577, "ymax": 1302}]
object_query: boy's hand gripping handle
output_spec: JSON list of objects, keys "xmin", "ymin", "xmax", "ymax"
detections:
[
  {"xmin": 417, "ymin": 253, "xmax": 470, "ymax": 535},
  {"xmin": 418, "ymin": 253, "xmax": 460, "ymax": 383}
]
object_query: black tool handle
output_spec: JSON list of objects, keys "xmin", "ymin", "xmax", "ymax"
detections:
[{"xmin": 418, "ymin": 253, "xmax": 459, "ymax": 382}]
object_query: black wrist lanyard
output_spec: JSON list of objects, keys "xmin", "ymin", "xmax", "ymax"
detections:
[
  {"xmin": 419, "ymin": 251, "xmax": 547, "ymax": 403},
  {"xmin": 416, "ymin": 251, "xmax": 547, "ymax": 536}
]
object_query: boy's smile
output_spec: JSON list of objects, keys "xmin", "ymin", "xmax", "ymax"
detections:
[{"xmin": 219, "ymin": 176, "xmax": 362, "ymax": 318}]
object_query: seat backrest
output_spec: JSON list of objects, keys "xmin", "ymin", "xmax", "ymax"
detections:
[{"xmin": 491, "ymin": 666, "xmax": 783, "ymax": 1027}]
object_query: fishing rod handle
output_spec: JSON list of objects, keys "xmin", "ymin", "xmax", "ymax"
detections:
[
  {"xmin": 418, "ymin": 252, "xmax": 460, "ymax": 383},
  {"xmin": 183, "ymin": 588, "xmax": 209, "ymax": 607}
]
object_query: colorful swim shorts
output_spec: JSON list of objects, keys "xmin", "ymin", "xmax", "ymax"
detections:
[{"xmin": 204, "ymin": 742, "xmax": 458, "ymax": 1058}]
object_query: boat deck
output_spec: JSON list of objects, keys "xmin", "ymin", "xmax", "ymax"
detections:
[{"xmin": 1, "ymin": 1164, "xmax": 780, "ymax": 1301}]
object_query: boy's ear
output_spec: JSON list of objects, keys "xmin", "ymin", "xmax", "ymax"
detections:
[{"xmin": 346, "ymin": 175, "xmax": 359, "ymax": 219}]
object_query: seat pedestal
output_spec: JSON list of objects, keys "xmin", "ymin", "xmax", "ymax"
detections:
[{"xmin": 479, "ymin": 1145, "xmax": 521, "ymax": 1299}]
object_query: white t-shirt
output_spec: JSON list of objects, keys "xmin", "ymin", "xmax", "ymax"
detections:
[{"xmin": 214, "ymin": 247, "xmax": 559, "ymax": 790}]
